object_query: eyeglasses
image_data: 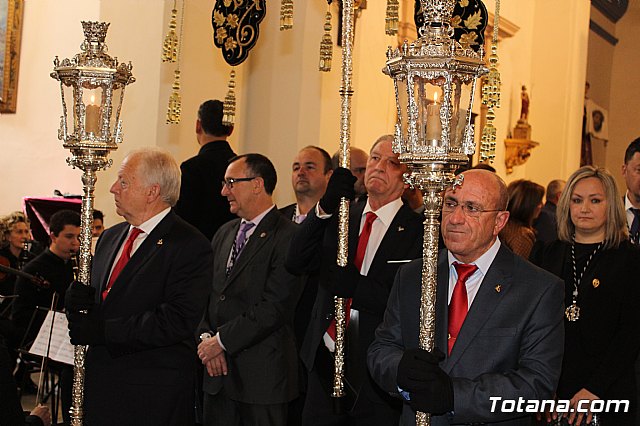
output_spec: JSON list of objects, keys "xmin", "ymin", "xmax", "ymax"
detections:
[
  {"xmin": 442, "ymin": 200, "xmax": 503, "ymax": 218},
  {"xmin": 221, "ymin": 177, "xmax": 256, "ymax": 189}
]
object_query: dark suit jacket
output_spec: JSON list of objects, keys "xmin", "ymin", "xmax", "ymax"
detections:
[
  {"xmin": 368, "ymin": 245, "xmax": 565, "ymax": 425},
  {"xmin": 84, "ymin": 211, "xmax": 213, "ymax": 426},
  {"xmin": 286, "ymin": 201, "xmax": 423, "ymax": 415},
  {"xmin": 533, "ymin": 201, "xmax": 558, "ymax": 243},
  {"xmin": 200, "ymin": 207, "xmax": 303, "ymax": 404},
  {"xmin": 531, "ymin": 240, "xmax": 640, "ymax": 424},
  {"xmin": 175, "ymin": 140, "xmax": 236, "ymax": 240}
]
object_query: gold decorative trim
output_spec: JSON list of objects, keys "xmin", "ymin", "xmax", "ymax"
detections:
[{"xmin": 0, "ymin": 0, "xmax": 24, "ymax": 113}]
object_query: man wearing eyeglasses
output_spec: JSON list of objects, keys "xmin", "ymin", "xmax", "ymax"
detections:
[
  {"xmin": 368, "ymin": 169, "xmax": 565, "ymax": 425},
  {"xmin": 197, "ymin": 153, "xmax": 303, "ymax": 426},
  {"xmin": 286, "ymin": 135, "xmax": 424, "ymax": 425}
]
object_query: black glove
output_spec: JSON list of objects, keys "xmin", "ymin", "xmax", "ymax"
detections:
[
  {"xmin": 65, "ymin": 281, "xmax": 96, "ymax": 313},
  {"xmin": 329, "ymin": 262, "xmax": 361, "ymax": 298},
  {"xmin": 397, "ymin": 348, "xmax": 453, "ymax": 415},
  {"xmin": 67, "ymin": 311, "xmax": 105, "ymax": 346},
  {"xmin": 319, "ymin": 167, "xmax": 356, "ymax": 214}
]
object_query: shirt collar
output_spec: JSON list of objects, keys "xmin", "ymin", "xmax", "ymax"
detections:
[
  {"xmin": 448, "ymin": 237, "xmax": 502, "ymax": 276},
  {"xmin": 625, "ymin": 192, "xmax": 636, "ymax": 211},
  {"xmin": 362, "ymin": 197, "xmax": 403, "ymax": 226},
  {"xmin": 242, "ymin": 205, "xmax": 275, "ymax": 228},
  {"xmin": 133, "ymin": 207, "xmax": 171, "ymax": 235}
]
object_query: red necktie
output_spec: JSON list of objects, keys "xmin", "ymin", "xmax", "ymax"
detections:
[
  {"xmin": 102, "ymin": 228, "xmax": 143, "ymax": 300},
  {"xmin": 327, "ymin": 212, "xmax": 377, "ymax": 341},
  {"xmin": 448, "ymin": 262, "xmax": 478, "ymax": 354}
]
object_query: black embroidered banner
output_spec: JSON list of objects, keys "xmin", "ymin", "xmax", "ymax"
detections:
[
  {"xmin": 211, "ymin": 0, "xmax": 266, "ymax": 66},
  {"xmin": 414, "ymin": 0, "xmax": 488, "ymax": 51}
]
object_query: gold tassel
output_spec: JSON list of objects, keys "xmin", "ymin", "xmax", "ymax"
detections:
[
  {"xmin": 385, "ymin": 0, "xmax": 399, "ymax": 36},
  {"xmin": 222, "ymin": 70, "xmax": 237, "ymax": 126},
  {"xmin": 162, "ymin": 3, "xmax": 178, "ymax": 62},
  {"xmin": 319, "ymin": 10, "xmax": 333, "ymax": 72},
  {"xmin": 480, "ymin": 0, "xmax": 501, "ymax": 162},
  {"xmin": 280, "ymin": 0, "xmax": 294, "ymax": 31},
  {"xmin": 167, "ymin": 70, "xmax": 182, "ymax": 124}
]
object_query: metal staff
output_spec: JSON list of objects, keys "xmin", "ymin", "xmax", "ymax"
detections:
[
  {"xmin": 51, "ymin": 21, "xmax": 135, "ymax": 425},
  {"xmin": 384, "ymin": 0, "xmax": 490, "ymax": 423},
  {"xmin": 332, "ymin": 0, "xmax": 356, "ymax": 403}
]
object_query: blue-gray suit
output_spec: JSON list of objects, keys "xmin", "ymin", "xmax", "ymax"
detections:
[{"xmin": 367, "ymin": 245, "xmax": 565, "ymax": 425}]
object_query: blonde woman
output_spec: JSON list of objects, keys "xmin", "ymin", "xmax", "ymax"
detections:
[{"xmin": 531, "ymin": 166, "xmax": 640, "ymax": 425}]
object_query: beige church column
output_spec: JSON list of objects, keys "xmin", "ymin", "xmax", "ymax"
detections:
[
  {"xmin": 524, "ymin": 0, "xmax": 590, "ymax": 184},
  {"xmin": 239, "ymin": 1, "xmax": 331, "ymax": 206}
]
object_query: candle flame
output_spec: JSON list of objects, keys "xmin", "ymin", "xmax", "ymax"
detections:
[
  {"xmin": 90, "ymin": 94, "xmax": 96, "ymax": 105},
  {"xmin": 433, "ymin": 92, "xmax": 438, "ymax": 102}
]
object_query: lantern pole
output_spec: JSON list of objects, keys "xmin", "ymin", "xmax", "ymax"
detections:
[
  {"xmin": 384, "ymin": 0, "xmax": 491, "ymax": 424},
  {"xmin": 51, "ymin": 21, "xmax": 135, "ymax": 425},
  {"xmin": 332, "ymin": 0, "xmax": 356, "ymax": 405}
]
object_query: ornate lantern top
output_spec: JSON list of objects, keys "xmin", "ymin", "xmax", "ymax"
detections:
[
  {"xmin": 385, "ymin": 0, "xmax": 488, "ymax": 171},
  {"xmin": 51, "ymin": 21, "xmax": 135, "ymax": 171}
]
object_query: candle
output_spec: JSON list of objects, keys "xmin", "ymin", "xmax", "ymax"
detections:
[
  {"xmin": 85, "ymin": 95, "xmax": 101, "ymax": 135},
  {"xmin": 425, "ymin": 92, "xmax": 442, "ymax": 141}
]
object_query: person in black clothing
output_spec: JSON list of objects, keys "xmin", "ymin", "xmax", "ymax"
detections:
[
  {"xmin": 531, "ymin": 166, "xmax": 640, "ymax": 426},
  {"xmin": 175, "ymin": 99, "xmax": 237, "ymax": 241},
  {"xmin": 12, "ymin": 209, "xmax": 80, "ymax": 425},
  {"xmin": 0, "ymin": 212, "xmax": 34, "ymax": 310},
  {"xmin": 0, "ymin": 335, "xmax": 51, "ymax": 426}
]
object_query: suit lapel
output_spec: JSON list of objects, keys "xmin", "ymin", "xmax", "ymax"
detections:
[
  {"xmin": 368, "ymin": 204, "xmax": 412, "ymax": 272},
  {"xmin": 223, "ymin": 209, "xmax": 278, "ymax": 288},
  {"xmin": 348, "ymin": 202, "xmax": 365, "ymax": 259},
  {"xmin": 443, "ymin": 246, "xmax": 513, "ymax": 371},
  {"xmin": 103, "ymin": 212, "xmax": 176, "ymax": 304},
  {"xmin": 96, "ymin": 224, "xmax": 129, "ymax": 297},
  {"xmin": 435, "ymin": 252, "xmax": 449, "ymax": 354}
]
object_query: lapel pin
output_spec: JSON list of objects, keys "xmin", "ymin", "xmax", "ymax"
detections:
[
  {"xmin": 398, "ymin": 226, "xmax": 405, "ymax": 232},
  {"xmin": 495, "ymin": 285, "xmax": 501, "ymax": 293},
  {"xmin": 592, "ymin": 278, "xmax": 600, "ymax": 288},
  {"xmin": 157, "ymin": 239, "xmax": 163, "ymax": 245},
  {"xmin": 260, "ymin": 232, "xmax": 267, "ymax": 238}
]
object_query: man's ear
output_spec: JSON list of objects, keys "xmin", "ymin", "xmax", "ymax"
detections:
[
  {"xmin": 494, "ymin": 210, "xmax": 510, "ymax": 235},
  {"xmin": 253, "ymin": 176, "xmax": 264, "ymax": 193},
  {"xmin": 147, "ymin": 184, "xmax": 161, "ymax": 202},
  {"xmin": 196, "ymin": 119, "xmax": 203, "ymax": 134}
]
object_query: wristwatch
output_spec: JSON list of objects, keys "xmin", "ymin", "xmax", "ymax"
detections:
[{"xmin": 199, "ymin": 332, "xmax": 213, "ymax": 342}]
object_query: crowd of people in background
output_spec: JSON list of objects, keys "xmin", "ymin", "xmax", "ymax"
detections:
[{"xmin": 0, "ymin": 99, "xmax": 639, "ymax": 426}]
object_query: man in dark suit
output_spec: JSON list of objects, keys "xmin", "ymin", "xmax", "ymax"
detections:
[
  {"xmin": 367, "ymin": 169, "xmax": 565, "ymax": 425},
  {"xmin": 65, "ymin": 148, "xmax": 213, "ymax": 425},
  {"xmin": 175, "ymin": 99, "xmax": 236, "ymax": 240},
  {"xmin": 533, "ymin": 179, "xmax": 565, "ymax": 243},
  {"xmin": 280, "ymin": 145, "xmax": 333, "ymax": 224},
  {"xmin": 286, "ymin": 135, "xmax": 423, "ymax": 425},
  {"xmin": 622, "ymin": 137, "xmax": 640, "ymax": 244},
  {"xmin": 197, "ymin": 153, "xmax": 303, "ymax": 426}
]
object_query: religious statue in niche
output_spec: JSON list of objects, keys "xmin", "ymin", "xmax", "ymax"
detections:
[
  {"xmin": 520, "ymin": 85, "xmax": 529, "ymax": 121},
  {"xmin": 513, "ymin": 85, "xmax": 532, "ymax": 140}
]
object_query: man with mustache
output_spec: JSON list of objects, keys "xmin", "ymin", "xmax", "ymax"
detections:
[
  {"xmin": 368, "ymin": 169, "xmax": 564, "ymax": 425},
  {"xmin": 287, "ymin": 135, "xmax": 423, "ymax": 425}
]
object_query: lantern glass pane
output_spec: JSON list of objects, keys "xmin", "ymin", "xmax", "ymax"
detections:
[
  {"xmin": 82, "ymin": 87, "xmax": 104, "ymax": 136},
  {"xmin": 413, "ymin": 77, "xmax": 443, "ymax": 148},
  {"xmin": 396, "ymin": 77, "xmax": 408, "ymax": 148},
  {"xmin": 60, "ymin": 83, "xmax": 75, "ymax": 135},
  {"xmin": 109, "ymin": 86, "xmax": 124, "ymax": 137},
  {"xmin": 450, "ymin": 77, "xmax": 472, "ymax": 148}
]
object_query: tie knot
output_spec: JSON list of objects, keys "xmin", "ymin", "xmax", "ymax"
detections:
[
  {"xmin": 453, "ymin": 262, "xmax": 478, "ymax": 283},
  {"xmin": 364, "ymin": 212, "xmax": 377, "ymax": 225},
  {"xmin": 129, "ymin": 227, "xmax": 144, "ymax": 241},
  {"xmin": 240, "ymin": 221, "xmax": 255, "ymax": 233},
  {"xmin": 632, "ymin": 208, "xmax": 640, "ymax": 219}
]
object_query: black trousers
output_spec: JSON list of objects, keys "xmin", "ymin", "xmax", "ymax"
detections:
[{"xmin": 203, "ymin": 389, "xmax": 288, "ymax": 426}]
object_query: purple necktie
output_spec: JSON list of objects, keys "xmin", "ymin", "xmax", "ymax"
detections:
[{"xmin": 226, "ymin": 221, "xmax": 255, "ymax": 276}]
